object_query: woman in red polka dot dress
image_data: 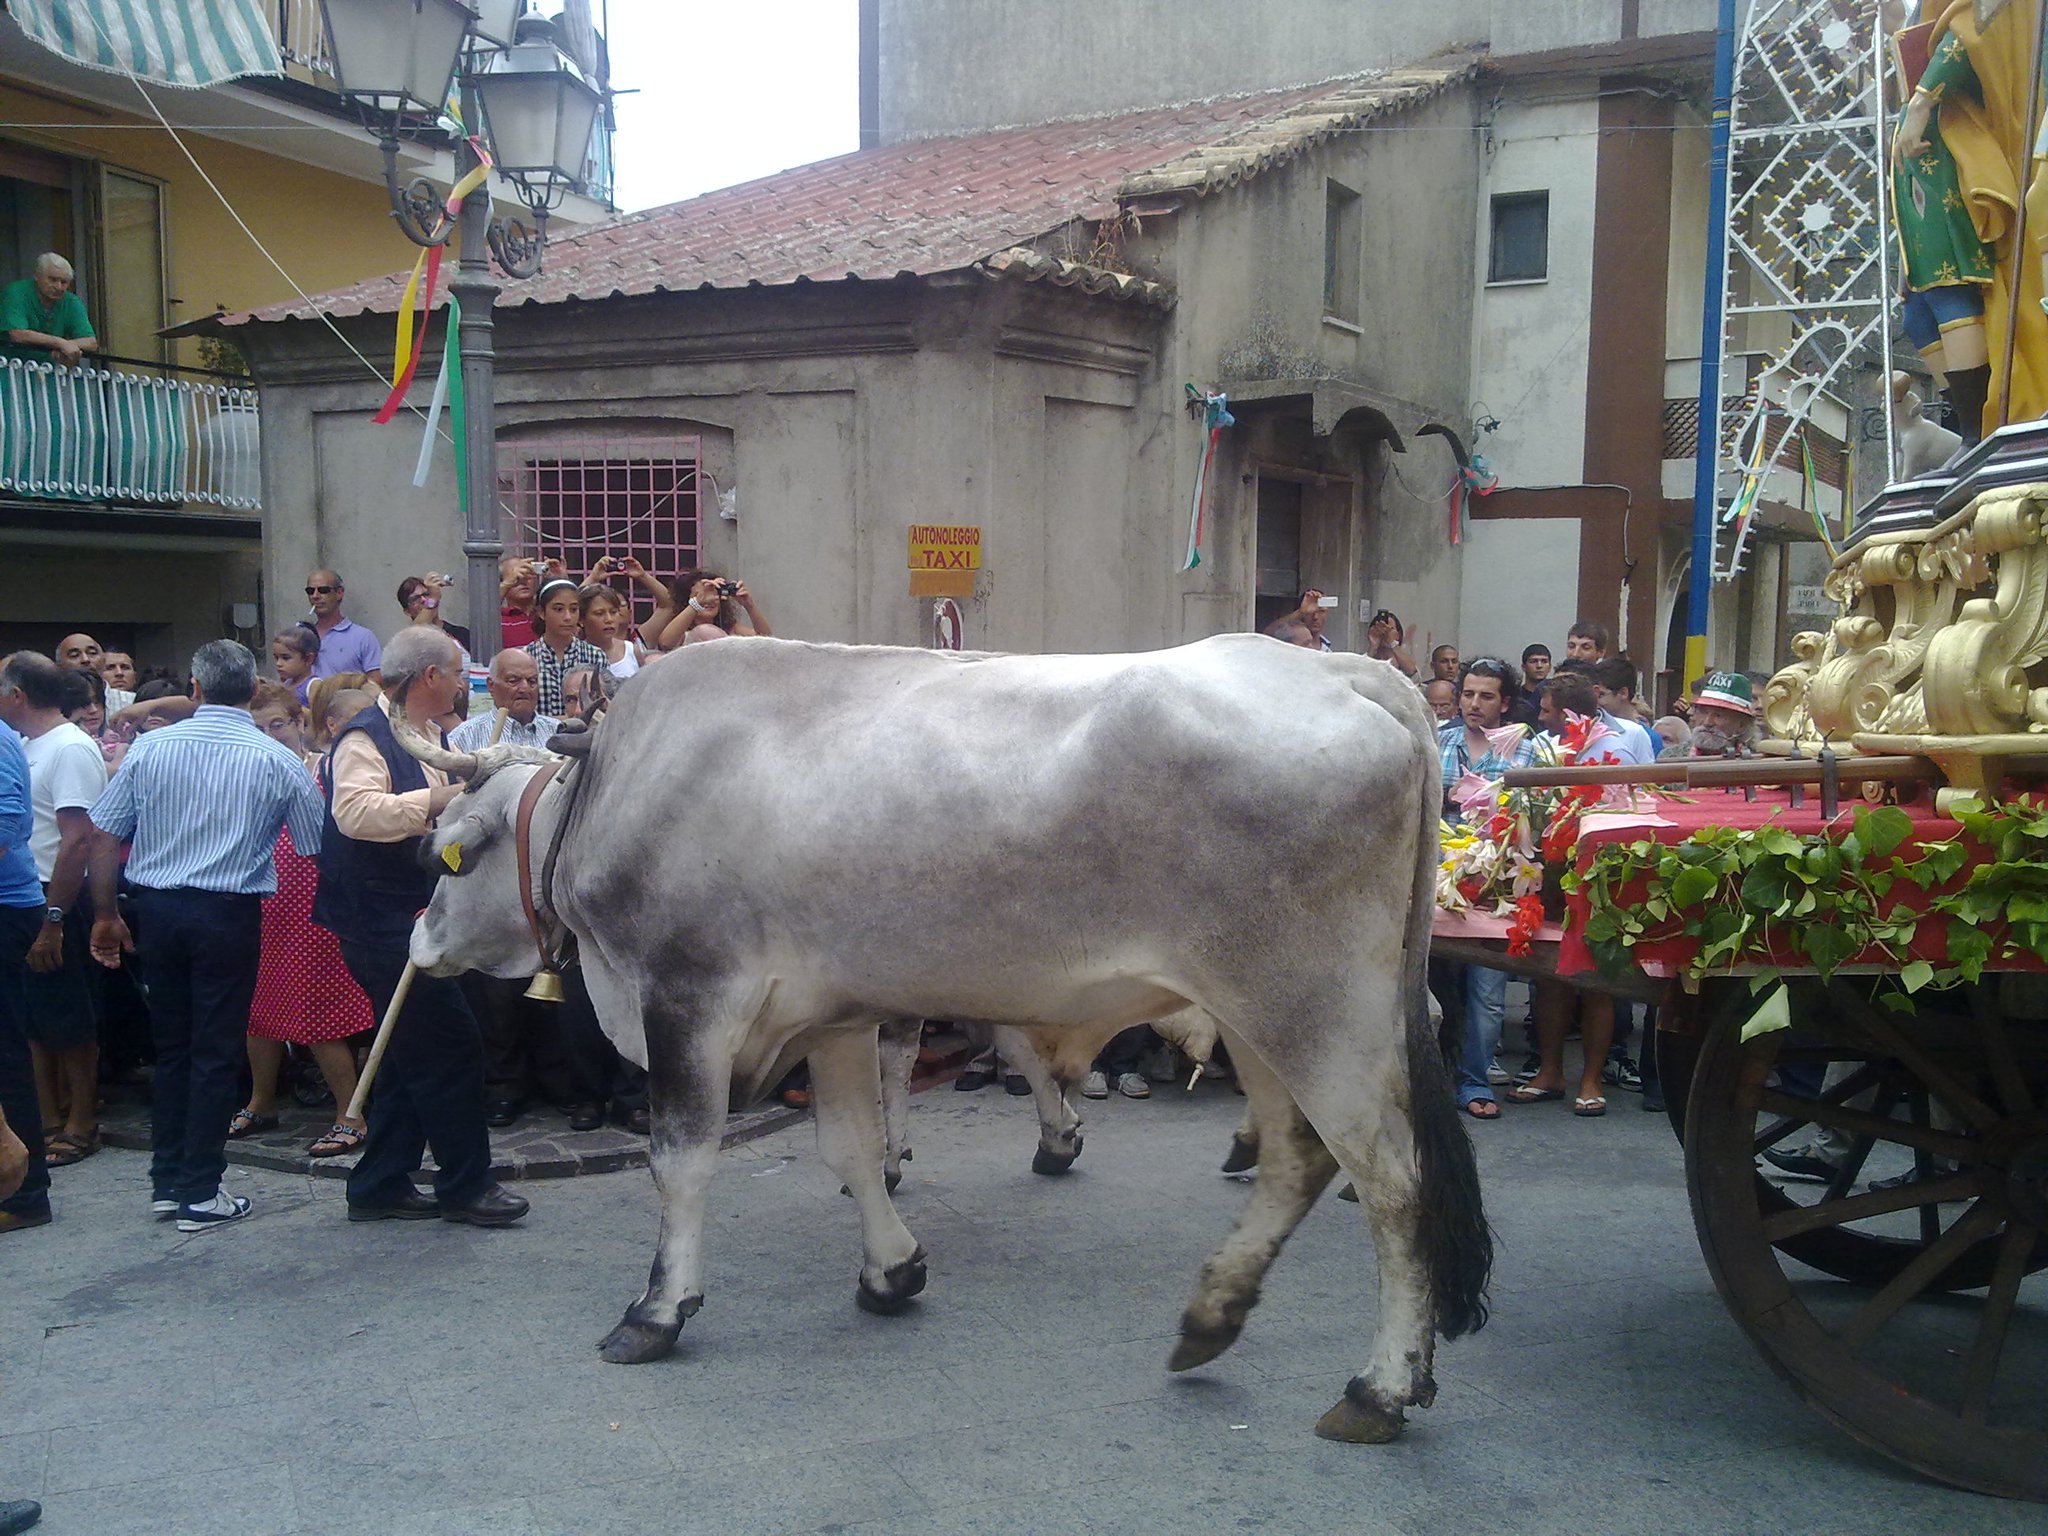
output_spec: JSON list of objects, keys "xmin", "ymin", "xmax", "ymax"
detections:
[{"xmin": 228, "ymin": 684, "xmax": 375, "ymax": 1157}]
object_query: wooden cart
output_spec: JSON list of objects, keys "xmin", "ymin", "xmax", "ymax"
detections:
[{"xmin": 1436, "ymin": 754, "xmax": 2048, "ymax": 1501}]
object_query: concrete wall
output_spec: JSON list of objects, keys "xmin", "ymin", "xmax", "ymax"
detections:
[
  {"xmin": 863, "ymin": 0, "xmax": 1720, "ymax": 142},
  {"xmin": 0, "ymin": 534, "xmax": 260, "ymax": 672}
]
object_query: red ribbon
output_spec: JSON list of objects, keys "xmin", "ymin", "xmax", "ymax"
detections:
[{"xmin": 372, "ymin": 244, "xmax": 444, "ymax": 425}]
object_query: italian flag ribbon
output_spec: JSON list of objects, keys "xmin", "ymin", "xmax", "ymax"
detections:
[
  {"xmin": 372, "ymin": 143, "xmax": 493, "ymax": 425},
  {"xmin": 410, "ymin": 293, "xmax": 466, "ymax": 514},
  {"xmin": 1181, "ymin": 385, "xmax": 1234, "ymax": 571}
]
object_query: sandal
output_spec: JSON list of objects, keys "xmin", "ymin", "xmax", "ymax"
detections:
[
  {"xmin": 1461, "ymin": 1099, "xmax": 1500, "ymax": 1121},
  {"xmin": 227, "ymin": 1108, "xmax": 280, "ymax": 1140},
  {"xmin": 44, "ymin": 1128, "xmax": 101, "ymax": 1167},
  {"xmin": 308, "ymin": 1123, "xmax": 367, "ymax": 1158},
  {"xmin": 1573, "ymin": 1095, "xmax": 1608, "ymax": 1117},
  {"xmin": 1506, "ymin": 1084, "xmax": 1563, "ymax": 1105}
]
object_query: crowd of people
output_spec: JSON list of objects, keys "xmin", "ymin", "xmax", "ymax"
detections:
[
  {"xmin": 0, "ymin": 554, "xmax": 772, "ymax": 1241},
  {"xmin": 1263, "ymin": 600, "xmax": 1766, "ymax": 1128}
]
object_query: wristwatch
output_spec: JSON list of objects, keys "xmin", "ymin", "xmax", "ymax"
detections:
[{"xmin": 44, "ymin": 906, "xmax": 62, "ymax": 925}]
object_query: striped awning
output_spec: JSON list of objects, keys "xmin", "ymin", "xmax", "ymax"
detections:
[{"xmin": 9, "ymin": 0, "xmax": 281, "ymax": 89}]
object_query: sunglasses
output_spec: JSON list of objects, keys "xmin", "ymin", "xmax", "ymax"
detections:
[{"xmin": 305, "ymin": 585, "xmax": 339, "ymax": 595}]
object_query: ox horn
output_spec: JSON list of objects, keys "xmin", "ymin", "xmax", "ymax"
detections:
[{"xmin": 389, "ymin": 714, "xmax": 480, "ymax": 781}]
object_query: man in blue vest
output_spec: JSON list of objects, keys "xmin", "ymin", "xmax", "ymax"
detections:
[{"xmin": 316, "ymin": 626, "xmax": 526, "ymax": 1226}]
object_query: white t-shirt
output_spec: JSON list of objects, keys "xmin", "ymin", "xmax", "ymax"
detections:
[{"xmin": 23, "ymin": 720, "xmax": 108, "ymax": 882}]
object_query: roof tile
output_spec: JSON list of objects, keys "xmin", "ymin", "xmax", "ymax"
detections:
[{"xmin": 224, "ymin": 53, "xmax": 1478, "ymax": 327}]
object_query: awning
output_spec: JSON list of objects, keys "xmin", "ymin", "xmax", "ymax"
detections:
[{"xmin": 8, "ymin": 0, "xmax": 280, "ymax": 89}]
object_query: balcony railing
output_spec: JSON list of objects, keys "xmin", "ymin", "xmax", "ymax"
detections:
[
  {"xmin": 0, "ymin": 356, "xmax": 261, "ymax": 511},
  {"xmin": 276, "ymin": 0, "xmax": 338, "ymax": 86}
]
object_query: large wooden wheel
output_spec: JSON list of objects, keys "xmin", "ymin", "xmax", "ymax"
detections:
[
  {"xmin": 1684, "ymin": 977, "xmax": 2048, "ymax": 1500},
  {"xmin": 1665, "ymin": 982, "xmax": 2048, "ymax": 1290}
]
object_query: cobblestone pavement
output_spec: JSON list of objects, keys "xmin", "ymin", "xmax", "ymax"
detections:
[{"xmin": 4, "ymin": 1073, "xmax": 2040, "ymax": 1535}]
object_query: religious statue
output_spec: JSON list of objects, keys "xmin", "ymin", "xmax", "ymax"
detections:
[{"xmin": 1890, "ymin": 0, "xmax": 2048, "ymax": 437}]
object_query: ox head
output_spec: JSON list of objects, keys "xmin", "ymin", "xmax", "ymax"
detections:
[{"xmin": 390, "ymin": 716, "xmax": 564, "ymax": 981}]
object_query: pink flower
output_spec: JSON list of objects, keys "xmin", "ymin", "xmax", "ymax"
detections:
[
  {"xmin": 1484, "ymin": 722, "xmax": 1531, "ymax": 759},
  {"xmin": 1451, "ymin": 771, "xmax": 1499, "ymax": 820}
]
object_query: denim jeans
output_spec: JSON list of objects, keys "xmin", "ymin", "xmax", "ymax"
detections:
[{"xmin": 1456, "ymin": 965, "xmax": 1508, "ymax": 1106}]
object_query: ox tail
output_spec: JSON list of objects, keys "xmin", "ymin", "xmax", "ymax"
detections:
[{"xmin": 1398, "ymin": 721, "xmax": 1493, "ymax": 1340}]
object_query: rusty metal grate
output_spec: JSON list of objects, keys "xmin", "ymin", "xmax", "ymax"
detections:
[{"xmin": 498, "ymin": 437, "xmax": 701, "ymax": 626}]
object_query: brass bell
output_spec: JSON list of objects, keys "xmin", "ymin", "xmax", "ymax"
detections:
[{"xmin": 524, "ymin": 969, "xmax": 566, "ymax": 1004}]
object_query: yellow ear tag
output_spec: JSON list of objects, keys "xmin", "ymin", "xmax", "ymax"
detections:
[{"xmin": 441, "ymin": 842, "xmax": 464, "ymax": 873}]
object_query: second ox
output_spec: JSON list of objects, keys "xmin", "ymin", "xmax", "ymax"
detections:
[{"xmin": 399, "ymin": 632, "xmax": 1491, "ymax": 1444}]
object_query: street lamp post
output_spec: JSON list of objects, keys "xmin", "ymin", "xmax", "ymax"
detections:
[{"xmin": 317, "ymin": 0, "xmax": 601, "ymax": 659}]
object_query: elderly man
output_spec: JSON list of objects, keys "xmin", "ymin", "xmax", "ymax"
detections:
[
  {"xmin": 304, "ymin": 570, "xmax": 383, "ymax": 680},
  {"xmin": 0, "ymin": 653, "xmax": 106, "ymax": 1169},
  {"xmin": 317, "ymin": 627, "xmax": 525, "ymax": 1226},
  {"xmin": 87, "ymin": 641, "xmax": 324, "ymax": 1231},
  {"xmin": 1423, "ymin": 677, "xmax": 1458, "ymax": 722},
  {"xmin": 1, "ymin": 254, "xmax": 96, "ymax": 366},
  {"xmin": 1687, "ymin": 672, "xmax": 1761, "ymax": 757},
  {"xmin": 448, "ymin": 650, "xmax": 556, "ymax": 752}
]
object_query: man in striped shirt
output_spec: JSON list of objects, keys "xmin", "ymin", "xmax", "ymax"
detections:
[{"xmin": 86, "ymin": 641, "xmax": 324, "ymax": 1232}]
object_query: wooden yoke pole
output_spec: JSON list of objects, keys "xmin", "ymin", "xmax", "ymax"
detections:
[{"xmin": 344, "ymin": 960, "xmax": 418, "ymax": 1122}]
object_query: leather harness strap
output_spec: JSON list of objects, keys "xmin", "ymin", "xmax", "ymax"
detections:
[{"xmin": 514, "ymin": 759, "xmax": 562, "ymax": 975}]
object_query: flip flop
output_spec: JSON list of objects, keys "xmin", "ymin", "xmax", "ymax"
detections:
[
  {"xmin": 44, "ymin": 1128, "xmax": 100, "ymax": 1167},
  {"xmin": 227, "ymin": 1109, "xmax": 280, "ymax": 1140},
  {"xmin": 1506, "ymin": 1084, "xmax": 1564, "ymax": 1105},
  {"xmin": 1573, "ymin": 1095, "xmax": 1608, "ymax": 1117},
  {"xmin": 308, "ymin": 1123, "xmax": 367, "ymax": 1158},
  {"xmin": 1462, "ymin": 1099, "xmax": 1501, "ymax": 1120}
]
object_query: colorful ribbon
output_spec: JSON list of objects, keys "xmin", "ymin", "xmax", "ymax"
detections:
[
  {"xmin": 1181, "ymin": 385, "xmax": 1234, "ymax": 572},
  {"xmin": 372, "ymin": 146, "xmax": 493, "ymax": 424},
  {"xmin": 1448, "ymin": 452, "xmax": 1497, "ymax": 546},
  {"xmin": 1800, "ymin": 431, "xmax": 1837, "ymax": 561}
]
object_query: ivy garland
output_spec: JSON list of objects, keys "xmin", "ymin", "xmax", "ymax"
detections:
[{"xmin": 1562, "ymin": 797, "xmax": 2048, "ymax": 999}]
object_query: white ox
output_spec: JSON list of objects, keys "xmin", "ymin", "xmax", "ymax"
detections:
[{"xmin": 402, "ymin": 633, "xmax": 1491, "ymax": 1443}]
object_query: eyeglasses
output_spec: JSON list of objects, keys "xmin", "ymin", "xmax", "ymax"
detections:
[{"xmin": 305, "ymin": 585, "xmax": 339, "ymax": 596}]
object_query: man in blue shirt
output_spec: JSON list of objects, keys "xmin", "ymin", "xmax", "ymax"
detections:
[
  {"xmin": 87, "ymin": 641, "xmax": 324, "ymax": 1232},
  {"xmin": 305, "ymin": 569, "xmax": 384, "ymax": 679},
  {"xmin": 0, "ymin": 718, "xmax": 52, "ymax": 1234}
]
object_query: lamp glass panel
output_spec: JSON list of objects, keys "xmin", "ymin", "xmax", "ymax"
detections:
[
  {"xmin": 321, "ymin": 0, "xmax": 472, "ymax": 112},
  {"xmin": 552, "ymin": 77, "xmax": 603, "ymax": 185},
  {"xmin": 471, "ymin": 0, "xmax": 523, "ymax": 49},
  {"xmin": 475, "ymin": 72, "xmax": 559, "ymax": 172}
]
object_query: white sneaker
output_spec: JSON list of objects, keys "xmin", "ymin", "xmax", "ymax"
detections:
[
  {"xmin": 1116, "ymin": 1072, "xmax": 1152, "ymax": 1100},
  {"xmin": 1486, "ymin": 1059, "xmax": 1512, "ymax": 1087},
  {"xmin": 151, "ymin": 1197, "xmax": 178, "ymax": 1219},
  {"xmin": 176, "ymin": 1190, "xmax": 253, "ymax": 1232},
  {"xmin": 1079, "ymin": 1070, "xmax": 1109, "ymax": 1100}
]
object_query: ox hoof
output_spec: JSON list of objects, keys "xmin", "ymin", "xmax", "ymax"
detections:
[
  {"xmin": 1167, "ymin": 1321, "xmax": 1242, "ymax": 1372},
  {"xmin": 1220, "ymin": 1134, "xmax": 1259, "ymax": 1175},
  {"xmin": 598, "ymin": 1318, "xmax": 683, "ymax": 1365},
  {"xmin": 855, "ymin": 1253, "xmax": 929, "ymax": 1316},
  {"xmin": 1313, "ymin": 1383, "xmax": 1406, "ymax": 1444},
  {"xmin": 1031, "ymin": 1144, "xmax": 1079, "ymax": 1176}
]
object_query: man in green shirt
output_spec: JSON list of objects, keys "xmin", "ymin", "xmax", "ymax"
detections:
[{"xmin": 0, "ymin": 253, "xmax": 96, "ymax": 366}]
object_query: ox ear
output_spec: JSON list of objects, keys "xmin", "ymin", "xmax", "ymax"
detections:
[{"xmin": 428, "ymin": 806, "xmax": 498, "ymax": 875}]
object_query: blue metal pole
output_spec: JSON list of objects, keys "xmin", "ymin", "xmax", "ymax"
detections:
[{"xmin": 1685, "ymin": 0, "xmax": 1738, "ymax": 693}]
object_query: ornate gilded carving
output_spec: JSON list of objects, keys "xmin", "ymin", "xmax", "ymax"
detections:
[{"xmin": 1763, "ymin": 480, "xmax": 2047, "ymax": 757}]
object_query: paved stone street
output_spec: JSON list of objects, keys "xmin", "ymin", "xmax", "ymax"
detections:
[{"xmin": 3, "ymin": 1076, "xmax": 2039, "ymax": 1535}]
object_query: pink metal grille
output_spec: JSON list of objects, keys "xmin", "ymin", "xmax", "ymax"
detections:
[{"xmin": 499, "ymin": 437, "xmax": 702, "ymax": 627}]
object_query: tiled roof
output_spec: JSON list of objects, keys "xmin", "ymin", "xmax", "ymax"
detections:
[{"xmin": 222, "ymin": 54, "xmax": 1479, "ymax": 328}]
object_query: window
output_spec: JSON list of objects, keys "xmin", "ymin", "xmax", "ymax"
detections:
[
  {"xmin": 1488, "ymin": 191, "xmax": 1549, "ymax": 283},
  {"xmin": 501, "ymin": 438, "xmax": 702, "ymax": 626},
  {"xmin": 1323, "ymin": 179, "xmax": 1361, "ymax": 323}
]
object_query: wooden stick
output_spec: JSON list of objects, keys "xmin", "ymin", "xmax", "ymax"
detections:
[
  {"xmin": 1499, "ymin": 755, "xmax": 1944, "ymax": 791},
  {"xmin": 345, "ymin": 959, "xmax": 418, "ymax": 1122}
]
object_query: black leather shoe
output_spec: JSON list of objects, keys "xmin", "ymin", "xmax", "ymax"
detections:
[
  {"xmin": 953, "ymin": 1069, "xmax": 993, "ymax": 1093},
  {"xmin": 567, "ymin": 1102, "xmax": 605, "ymax": 1132},
  {"xmin": 0, "ymin": 1496, "xmax": 42, "ymax": 1536},
  {"xmin": 485, "ymin": 1098, "xmax": 522, "ymax": 1129},
  {"xmin": 1003, "ymin": 1073, "xmax": 1032, "ymax": 1097},
  {"xmin": 346, "ymin": 1186, "xmax": 440, "ymax": 1222},
  {"xmin": 442, "ymin": 1184, "xmax": 529, "ymax": 1226},
  {"xmin": 623, "ymin": 1106, "xmax": 651, "ymax": 1135}
]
